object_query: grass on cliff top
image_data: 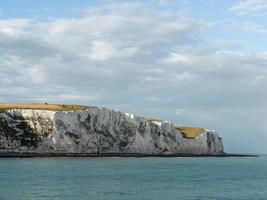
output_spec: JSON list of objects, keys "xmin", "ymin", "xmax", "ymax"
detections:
[
  {"xmin": 0, "ymin": 103, "xmax": 95, "ymax": 111},
  {"xmin": 175, "ymin": 126, "xmax": 205, "ymax": 139},
  {"xmin": 145, "ymin": 118, "xmax": 205, "ymax": 139}
]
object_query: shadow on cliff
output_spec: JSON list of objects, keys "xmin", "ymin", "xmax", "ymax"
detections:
[{"xmin": 0, "ymin": 112, "xmax": 52, "ymax": 149}]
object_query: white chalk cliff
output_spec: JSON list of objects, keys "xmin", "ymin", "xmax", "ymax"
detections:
[{"xmin": 0, "ymin": 107, "xmax": 224, "ymax": 155}]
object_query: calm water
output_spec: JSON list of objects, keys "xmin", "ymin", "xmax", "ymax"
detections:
[{"xmin": 0, "ymin": 156, "xmax": 267, "ymax": 200}]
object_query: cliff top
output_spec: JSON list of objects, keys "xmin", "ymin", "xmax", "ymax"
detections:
[
  {"xmin": 145, "ymin": 119, "xmax": 205, "ymax": 139},
  {"xmin": 175, "ymin": 126, "xmax": 205, "ymax": 139},
  {"xmin": 0, "ymin": 103, "xmax": 91, "ymax": 111}
]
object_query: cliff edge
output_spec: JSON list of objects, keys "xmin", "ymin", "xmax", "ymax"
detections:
[{"xmin": 0, "ymin": 104, "xmax": 224, "ymax": 156}]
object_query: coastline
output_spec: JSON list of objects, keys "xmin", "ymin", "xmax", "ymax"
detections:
[{"xmin": 0, "ymin": 152, "xmax": 259, "ymax": 158}]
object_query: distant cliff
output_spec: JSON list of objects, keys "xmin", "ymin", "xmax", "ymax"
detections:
[{"xmin": 0, "ymin": 106, "xmax": 224, "ymax": 155}]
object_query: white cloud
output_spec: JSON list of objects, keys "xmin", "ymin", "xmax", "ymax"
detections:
[
  {"xmin": 28, "ymin": 64, "xmax": 46, "ymax": 83},
  {"xmin": 86, "ymin": 40, "xmax": 118, "ymax": 61},
  {"xmin": 230, "ymin": 0, "xmax": 267, "ymax": 15},
  {"xmin": 174, "ymin": 72, "xmax": 193, "ymax": 81},
  {"xmin": 222, "ymin": 19, "xmax": 267, "ymax": 36},
  {"xmin": 163, "ymin": 53, "xmax": 193, "ymax": 64}
]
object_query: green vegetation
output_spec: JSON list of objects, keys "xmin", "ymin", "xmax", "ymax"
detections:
[
  {"xmin": 144, "ymin": 118, "xmax": 205, "ymax": 139},
  {"xmin": 175, "ymin": 126, "xmax": 205, "ymax": 139},
  {"xmin": 0, "ymin": 103, "xmax": 96, "ymax": 111}
]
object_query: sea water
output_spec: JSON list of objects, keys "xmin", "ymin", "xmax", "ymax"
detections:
[{"xmin": 0, "ymin": 156, "xmax": 266, "ymax": 200}]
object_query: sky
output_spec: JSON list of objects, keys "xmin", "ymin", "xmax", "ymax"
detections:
[{"xmin": 0, "ymin": 0, "xmax": 267, "ymax": 154}]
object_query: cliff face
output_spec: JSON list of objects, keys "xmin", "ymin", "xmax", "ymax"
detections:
[{"xmin": 0, "ymin": 108, "xmax": 224, "ymax": 155}]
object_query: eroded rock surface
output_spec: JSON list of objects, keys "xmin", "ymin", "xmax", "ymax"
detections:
[{"xmin": 0, "ymin": 108, "xmax": 224, "ymax": 155}]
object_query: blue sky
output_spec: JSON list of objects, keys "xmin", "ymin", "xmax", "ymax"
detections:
[{"xmin": 0, "ymin": 0, "xmax": 267, "ymax": 153}]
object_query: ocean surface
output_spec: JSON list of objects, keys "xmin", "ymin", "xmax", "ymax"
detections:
[{"xmin": 0, "ymin": 156, "xmax": 267, "ymax": 200}]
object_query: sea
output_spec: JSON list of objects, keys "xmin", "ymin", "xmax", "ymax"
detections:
[{"xmin": 0, "ymin": 156, "xmax": 266, "ymax": 200}]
